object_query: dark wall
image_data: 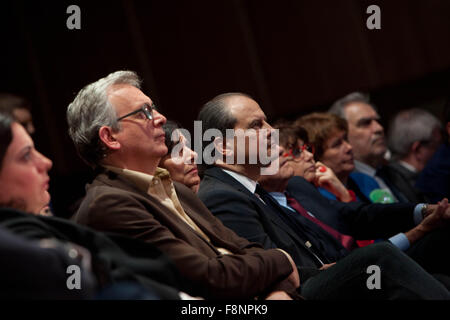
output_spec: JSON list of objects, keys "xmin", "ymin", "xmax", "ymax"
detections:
[{"xmin": 1, "ymin": 0, "xmax": 450, "ymax": 217}]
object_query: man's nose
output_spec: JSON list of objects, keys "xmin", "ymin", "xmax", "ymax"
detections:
[
  {"xmin": 153, "ymin": 110, "xmax": 166, "ymax": 126},
  {"xmin": 372, "ymin": 119, "xmax": 384, "ymax": 134}
]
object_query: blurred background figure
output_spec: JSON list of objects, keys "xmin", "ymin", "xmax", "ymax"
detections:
[
  {"xmin": 386, "ymin": 108, "xmax": 442, "ymax": 203},
  {"xmin": 416, "ymin": 99, "xmax": 450, "ymax": 203},
  {"xmin": 0, "ymin": 93, "xmax": 35, "ymax": 135}
]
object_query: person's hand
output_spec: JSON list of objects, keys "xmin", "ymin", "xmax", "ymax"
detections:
[
  {"xmin": 313, "ymin": 162, "xmax": 352, "ymax": 202},
  {"xmin": 265, "ymin": 291, "xmax": 293, "ymax": 300},
  {"xmin": 406, "ymin": 199, "xmax": 450, "ymax": 244},
  {"xmin": 418, "ymin": 198, "xmax": 450, "ymax": 233},
  {"xmin": 319, "ymin": 262, "xmax": 336, "ymax": 270}
]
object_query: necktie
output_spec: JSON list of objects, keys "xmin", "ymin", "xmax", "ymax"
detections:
[{"xmin": 285, "ymin": 192, "xmax": 355, "ymax": 250}]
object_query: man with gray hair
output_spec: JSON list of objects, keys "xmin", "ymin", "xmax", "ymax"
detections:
[
  {"xmin": 385, "ymin": 108, "xmax": 442, "ymax": 202},
  {"xmin": 329, "ymin": 92, "xmax": 407, "ymax": 203},
  {"xmin": 67, "ymin": 70, "xmax": 301, "ymax": 300}
]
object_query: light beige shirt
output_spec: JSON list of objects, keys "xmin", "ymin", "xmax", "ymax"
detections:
[{"xmin": 105, "ymin": 165, "xmax": 231, "ymax": 255}]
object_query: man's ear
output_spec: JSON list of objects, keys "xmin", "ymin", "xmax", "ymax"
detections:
[
  {"xmin": 214, "ymin": 136, "xmax": 234, "ymax": 158},
  {"xmin": 411, "ymin": 140, "xmax": 421, "ymax": 154},
  {"xmin": 98, "ymin": 126, "xmax": 120, "ymax": 151}
]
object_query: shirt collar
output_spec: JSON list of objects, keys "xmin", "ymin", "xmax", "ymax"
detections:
[
  {"xmin": 104, "ymin": 165, "xmax": 171, "ymax": 193},
  {"xmin": 398, "ymin": 161, "xmax": 418, "ymax": 173},
  {"xmin": 354, "ymin": 160, "xmax": 377, "ymax": 177},
  {"xmin": 269, "ymin": 192, "xmax": 288, "ymax": 206},
  {"xmin": 221, "ymin": 169, "xmax": 258, "ymax": 194}
]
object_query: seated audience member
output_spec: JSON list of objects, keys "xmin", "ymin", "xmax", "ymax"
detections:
[
  {"xmin": 67, "ymin": 71, "xmax": 301, "ymax": 300},
  {"xmin": 295, "ymin": 112, "xmax": 377, "ymax": 203},
  {"xmin": 160, "ymin": 121, "xmax": 200, "ymax": 193},
  {"xmin": 0, "ymin": 93, "xmax": 35, "ymax": 135},
  {"xmin": 0, "ymin": 225, "xmax": 94, "ymax": 299},
  {"xmin": 0, "ymin": 112, "xmax": 193, "ymax": 300},
  {"xmin": 278, "ymin": 118, "xmax": 358, "ymax": 202},
  {"xmin": 386, "ymin": 108, "xmax": 442, "ymax": 203},
  {"xmin": 274, "ymin": 120, "xmax": 373, "ymax": 247},
  {"xmin": 416, "ymin": 101, "xmax": 450, "ymax": 203},
  {"xmin": 328, "ymin": 92, "xmax": 408, "ymax": 203},
  {"xmin": 197, "ymin": 92, "xmax": 450, "ymax": 299}
]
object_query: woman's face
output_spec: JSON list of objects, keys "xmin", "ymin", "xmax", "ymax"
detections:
[
  {"xmin": 160, "ymin": 131, "xmax": 200, "ymax": 193},
  {"xmin": 0, "ymin": 123, "xmax": 52, "ymax": 214},
  {"xmin": 286, "ymin": 138, "xmax": 316, "ymax": 182},
  {"xmin": 320, "ymin": 129, "xmax": 354, "ymax": 180}
]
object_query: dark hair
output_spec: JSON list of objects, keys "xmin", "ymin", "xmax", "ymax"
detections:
[
  {"xmin": 272, "ymin": 119, "xmax": 309, "ymax": 148},
  {"xmin": 197, "ymin": 93, "xmax": 245, "ymax": 142},
  {"xmin": 197, "ymin": 93, "xmax": 251, "ymax": 164},
  {"xmin": 162, "ymin": 120, "xmax": 182, "ymax": 153},
  {"xmin": 0, "ymin": 112, "xmax": 14, "ymax": 170},
  {"xmin": 0, "ymin": 93, "xmax": 32, "ymax": 115},
  {"xmin": 295, "ymin": 112, "xmax": 348, "ymax": 160}
]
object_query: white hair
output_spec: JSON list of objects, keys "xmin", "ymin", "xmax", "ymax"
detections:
[
  {"xmin": 66, "ymin": 70, "xmax": 141, "ymax": 167},
  {"xmin": 388, "ymin": 108, "xmax": 442, "ymax": 158}
]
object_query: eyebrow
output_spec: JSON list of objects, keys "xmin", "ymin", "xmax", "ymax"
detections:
[
  {"xmin": 248, "ymin": 116, "xmax": 267, "ymax": 128},
  {"xmin": 356, "ymin": 116, "xmax": 379, "ymax": 126}
]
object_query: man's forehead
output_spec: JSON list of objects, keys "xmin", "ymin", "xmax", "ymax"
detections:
[
  {"xmin": 228, "ymin": 97, "xmax": 265, "ymax": 121},
  {"xmin": 108, "ymin": 84, "xmax": 151, "ymax": 107},
  {"xmin": 344, "ymin": 102, "xmax": 378, "ymax": 120}
]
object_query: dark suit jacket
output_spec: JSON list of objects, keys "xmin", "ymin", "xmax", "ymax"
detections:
[
  {"xmin": 382, "ymin": 162, "xmax": 425, "ymax": 203},
  {"xmin": 0, "ymin": 224, "xmax": 93, "ymax": 299},
  {"xmin": 72, "ymin": 169, "xmax": 297, "ymax": 300},
  {"xmin": 199, "ymin": 167, "xmax": 333, "ymax": 281},
  {"xmin": 0, "ymin": 208, "xmax": 184, "ymax": 300},
  {"xmin": 286, "ymin": 176, "xmax": 417, "ymax": 239},
  {"xmin": 416, "ymin": 143, "xmax": 450, "ymax": 203}
]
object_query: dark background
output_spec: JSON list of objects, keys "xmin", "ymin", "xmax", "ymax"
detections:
[{"xmin": 1, "ymin": 0, "xmax": 450, "ymax": 217}]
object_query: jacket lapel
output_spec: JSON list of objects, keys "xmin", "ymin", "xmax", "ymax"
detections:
[
  {"xmin": 93, "ymin": 171, "xmax": 225, "ymax": 254},
  {"xmin": 203, "ymin": 168, "xmax": 320, "ymax": 255}
]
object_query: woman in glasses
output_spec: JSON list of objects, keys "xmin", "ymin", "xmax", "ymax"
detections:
[
  {"xmin": 159, "ymin": 121, "xmax": 201, "ymax": 193},
  {"xmin": 275, "ymin": 121, "xmax": 356, "ymax": 203},
  {"xmin": 276, "ymin": 120, "xmax": 374, "ymax": 247}
]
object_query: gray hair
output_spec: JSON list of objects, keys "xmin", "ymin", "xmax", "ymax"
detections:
[
  {"xmin": 328, "ymin": 92, "xmax": 372, "ymax": 119},
  {"xmin": 67, "ymin": 70, "xmax": 141, "ymax": 167},
  {"xmin": 388, "ymin": 108, "xmax": 442, "ymax": 158}
]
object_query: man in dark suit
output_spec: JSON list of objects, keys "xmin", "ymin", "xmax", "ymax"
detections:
[
  {"xmin": 197, "ymin": 92, "xmax": 450, "ymax": 299},
  {"xmin": 385, "ymin": 108, "xmax": 442, "ymax": 203},
  {"xmin": 67, "ymin": 70, "xmax": 300, "ymax": 300}
]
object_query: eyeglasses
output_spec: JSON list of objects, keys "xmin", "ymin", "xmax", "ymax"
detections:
[
  {"xmin": 283, "ymin": 143, "xmax": 314, "ymax": 158},
  {"xmin": 116, "ymin": 103, "xmax": 156, "ymax": 122}
]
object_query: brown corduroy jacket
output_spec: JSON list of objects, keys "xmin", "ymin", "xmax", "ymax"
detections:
[{"xmin": 73, "ymin": 169, "xmax": 300, "ymax": 300}]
